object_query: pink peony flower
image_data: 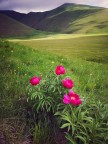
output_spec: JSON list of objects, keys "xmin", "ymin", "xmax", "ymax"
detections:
[
  {"xmin": 63, "ymin": 94, "xmax": 70, "ymax": 104},
  {"xmin": 62, "ymin": 78, "xmax": 74, "ymax": 89},
  {"xmin": 69, "ymin": 93, "xmax": 82, "ymax": 106},
  {"xmin": 55, "ymin": 65, "xmax": 66, "ymax": 75},
  {"xmin": 63, "ymin": 90, "xmax": 82, "ymax": 106},
  {"xmin": 30, "ymin": 76, "xmax": 42, "ymax": 86}
]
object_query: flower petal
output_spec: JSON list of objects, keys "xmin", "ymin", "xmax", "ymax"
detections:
[
  {"xmin": 63, "ymin": 94, "xmax": 70, "ymax": 104},
  {"xmin": 69, "ymin": 90, "xmax": 75, "ymax": 96}
]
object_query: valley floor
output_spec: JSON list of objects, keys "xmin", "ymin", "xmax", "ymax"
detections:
[{"xmin": 9, "ymin": 33, "xmax": 108, "ymax": 41}]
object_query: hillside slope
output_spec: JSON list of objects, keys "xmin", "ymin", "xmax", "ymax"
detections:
[
  {"xmin": 0, "ymin": 13, "xmax": 37, "ymax": 37},
  {"xmin": 35, "ymin": 4, "xmax": 108, "ymax": 33},
  {"xmin": 35, "ymin": 4, "xmax": 103, "ymax": 33},
  {"xmin": 0, "ymin": 3, "xmax": 108, "ymax": 34},
  {"xmin": 64, "ymin": 9, "xmax": 108, "ymax": 33}
]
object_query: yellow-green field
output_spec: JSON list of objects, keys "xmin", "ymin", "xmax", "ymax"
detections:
[{"xmin": 11, "ymin": 34, "xmax": 108, "ymax": 63}]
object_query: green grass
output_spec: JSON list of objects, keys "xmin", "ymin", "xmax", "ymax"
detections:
[
  {"xmin": 6, "ymin": 31, "xmax": 55, "ymax": 39},
  {"xmin": 0, "ymin": 38, "xmax": 108, "ymax": 110},
  {"xmin": 0, "ymin": 38, "xmax": 108, "ymax": 143},
  {"xmin": 14, "ymin": 34, "xmax": 108, "ymax": 63}
]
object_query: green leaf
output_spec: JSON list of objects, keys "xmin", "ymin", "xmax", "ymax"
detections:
[
  {"xmin": 75, "ymin": 135, "xmax": 87, "ymax": 144},
  {"xmin": 65, "ymin": 133, "xmax": 76, "ymax": 144},
  {"xmin": 61, "ymin": 123, "xmax": 71, "ymax": 131}
]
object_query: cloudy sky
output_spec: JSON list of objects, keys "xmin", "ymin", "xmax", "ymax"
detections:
[{"xmin": 0, "ymin": 0, "xmax": 108, "ymax": 13}]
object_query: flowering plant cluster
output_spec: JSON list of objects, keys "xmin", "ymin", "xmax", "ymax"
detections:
[
  {"xmin": 29, "ymin": 65, "xmax": 82, "ymax": 107},
  {"xmin": 27, "ymin": 65, "xmax": 107, "ymax": 144}
]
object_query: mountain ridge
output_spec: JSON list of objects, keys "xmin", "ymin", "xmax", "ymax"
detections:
[{"xmin": 0, "ymin": 3, "xmax": 108, "ymax": 35}]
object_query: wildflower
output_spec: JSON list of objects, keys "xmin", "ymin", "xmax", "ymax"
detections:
[
  {"xmin": 69, "ymin": 92, "xmax": 82, "ymax": 106},
  {"xmin": 30, "ymin": 76, "xmax": 42, "ymax": 86},
  {"xmin": 62, "ymin": 78, "xmax": 74, "ymax": 89},
  {"xmin": 55, "ymin": 65, "xmax": 66, "ymax": 75},
  {"xmin": 63, "ymin": 90, "xmax": 82, "ymax": 106}
]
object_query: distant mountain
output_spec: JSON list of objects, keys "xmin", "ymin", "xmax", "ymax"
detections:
[
  {"xmin": 34, "ymin": 3, "xmax": 108, "ymax": 33},
  {"xmin": 0, "ymin": 10, "xmax": 48, "ymax": 29},
  {"xmin": 0, "ymin": 3, "xmax": 108, "ymax": 34},
  {"xmin": 0, "ymin": 13, "xmax": 37, "ymax": 37}
]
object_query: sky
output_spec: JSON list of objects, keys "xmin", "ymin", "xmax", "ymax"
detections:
[{"xmin": 0, "ymin": 0, "xmax": 108, "ymax": 13}]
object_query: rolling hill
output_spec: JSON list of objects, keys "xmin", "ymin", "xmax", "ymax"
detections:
[
  {"xmin": 63, "ymin": 8, "xmax": 108, "ymax": 33},
  {"xmin": 0, "ymin": 3, "xmax": 108, "ymax": 34},
  {"xmin": 34, "ymin": 3, "xmax": 108, "ymax": 33},
  {"xmin": 0, "ymin": 13, "xmax": 39, "ymax": 37}
]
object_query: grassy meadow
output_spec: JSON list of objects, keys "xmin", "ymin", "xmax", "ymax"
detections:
[
  {"xmin": 0, "ymin": 33, "xmax": 108, "ymax": 143},
  {"xmin": 13, "ymin": 34, "xmax": 108, "ymax": 63}
]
